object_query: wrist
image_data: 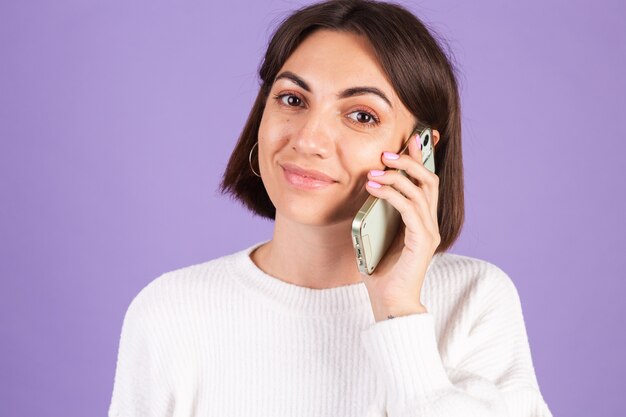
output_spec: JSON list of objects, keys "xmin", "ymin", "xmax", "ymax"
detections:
[{"xmin": 371, "ymin": 302, "xmax": 428, "ymax": 322}]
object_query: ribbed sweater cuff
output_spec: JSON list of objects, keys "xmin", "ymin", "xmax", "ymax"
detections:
[{"xmin": 360, "ymin": 313, "xmax": 454, "ymax": 408}]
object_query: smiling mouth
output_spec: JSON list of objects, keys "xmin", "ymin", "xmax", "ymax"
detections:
[
  {"xmin": 280, "ymin": 162, "xmax": 337, "ymax": 182},
  {"xmin": 281, "ymin": 165, "xmax": 337, "ymax": 190}
]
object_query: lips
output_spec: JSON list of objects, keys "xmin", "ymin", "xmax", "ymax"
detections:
[
  {"xmin": 280, "ymin": 162, "xmax": 337, "ymax": 183},
  {"xmin": 280, "ymin": 162, "xmax": 338, "ymax": 190}
]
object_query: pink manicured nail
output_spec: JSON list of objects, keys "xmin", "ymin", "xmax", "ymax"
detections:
[
  {"xmin": 367, "ymin": 180, "xmax": 382, "ymax": 188},
  {"xmin": 383, "ymin": 152, "xmax": 399, "ymax": 160},
  {"xmin": 415, "ymin": 134, "xmax": 422, "ymax": 150},
  {"xmin": 370, "ymin": 170, "xmax": 385, "ymax": 177}
]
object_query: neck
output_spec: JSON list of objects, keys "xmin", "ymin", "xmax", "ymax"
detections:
[{"xmin": 250, "ymin": 213, "xmax": 362, "ymax": 289}]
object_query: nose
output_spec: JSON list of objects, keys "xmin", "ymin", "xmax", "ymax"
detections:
[{"xmin": 291, "ymin": 110, "xmax": 335, "ymax": 159}]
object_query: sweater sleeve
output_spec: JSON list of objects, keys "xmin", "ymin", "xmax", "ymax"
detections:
[
  {"xmin": 108, "ymin": 281, "xmax": 174, "ymax": 417},
  {"xmin": 359, "ymin": 269, "xmax": 552, "ymax": 417}
]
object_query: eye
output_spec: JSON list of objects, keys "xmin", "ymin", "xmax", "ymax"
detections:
[
  {"xmin": 346, "ymin": 109, "xmax": 380, "ymax": 127},
  {"xmin": 273, "ymin": 93, "xmax": 304, "ymax": 107}
]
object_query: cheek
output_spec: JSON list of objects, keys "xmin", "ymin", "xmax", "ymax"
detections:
[
  {"xmin": 257, "ymin": 111, "xmax": 297, "ymax": 174},
  {"xmin": 259, "ymin": 108, "xmax": 297, "ymax": 144},
  {"xmin": 340, "ymin": 141, "xmax": 386, "ymax": 181}
]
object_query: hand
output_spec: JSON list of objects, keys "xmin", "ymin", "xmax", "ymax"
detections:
[{"xmin": 361, "ymin": 131, "xmax": 441, "ymax": 322}]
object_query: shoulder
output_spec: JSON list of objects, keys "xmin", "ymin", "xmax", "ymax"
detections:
[
  {"xmin": 426, "ymin": 252, "xmax": 522, "ymax": 310},
  {"xmin": 123, "ymin": 248, "xmax": 247, "ymax": 322},
  {"xmin": 433, "ymin": 252, "xmax": 517, "ymax": 287}
]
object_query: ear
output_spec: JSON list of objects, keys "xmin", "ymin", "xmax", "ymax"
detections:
[{"xmin": 432, "ymin": 129, "xmax": 440, "ymax": 147}]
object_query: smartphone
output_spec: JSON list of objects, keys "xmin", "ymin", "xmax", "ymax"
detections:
[{"xmin": 351, "ymin": 124, "xmax": 436, "ymax": 275}]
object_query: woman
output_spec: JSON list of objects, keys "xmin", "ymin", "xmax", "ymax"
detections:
[{"xmin": 109, "ymin": 1, "xmax": 553, "ymax": 416}]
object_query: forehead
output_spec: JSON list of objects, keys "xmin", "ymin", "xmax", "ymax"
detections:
[{"xmin": 278, "ymin": 30, "xmax": 398, "ymax": 99}]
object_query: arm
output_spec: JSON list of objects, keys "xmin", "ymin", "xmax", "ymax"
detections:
[
  {"xmin": 108, "ymin": 280, "xmax": 174, "ymax": 417},
  {"xmin": 360, "ymin": 270, "xmax": 552, "ymax": 417}
]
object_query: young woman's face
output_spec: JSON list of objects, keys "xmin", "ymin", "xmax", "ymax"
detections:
[{"xmin": 257, "ymin": 29, "xmax": 416, "ymax": 226}]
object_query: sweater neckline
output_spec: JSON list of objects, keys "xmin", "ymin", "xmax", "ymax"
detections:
[{"xmin": 228, "ymin": 240, "xmax": 373, "ymax": 316}]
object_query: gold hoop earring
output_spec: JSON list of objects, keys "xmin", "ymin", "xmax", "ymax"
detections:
[{"xmin": 248, "ymin": 141, "xmax": 261, "ymax": 177}]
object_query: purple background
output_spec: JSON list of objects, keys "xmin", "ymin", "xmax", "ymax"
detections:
[{"xmin": 1, "ymin": 0, "xmax": 624, "ymax": 416}]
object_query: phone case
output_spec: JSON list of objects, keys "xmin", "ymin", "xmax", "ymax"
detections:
[{"xmin": 351, "ymin": 126, "xmax": 436, "ymax": 275}]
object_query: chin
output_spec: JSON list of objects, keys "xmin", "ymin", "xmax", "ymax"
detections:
[
  {"xmin": 278, "ymin": 197, "xmax": 339, "ymax": 225},
  {"xmin": 262, "ymin": 167, "xmax": 370, "ymax": 226},
  {"xmin": 275, "ymin": 193, "xmax": 367, "ymax": 227}
]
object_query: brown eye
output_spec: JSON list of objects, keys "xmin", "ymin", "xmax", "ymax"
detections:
[
  {"xmin": 357, "ymin": 112, "xmax": 372, "ymax": 123},
  {"xmin": 280, "ymin": 94, "xmax": 302, "ymax": 107},
  {"xmin": 347, "ymin": 110, "xmax": 379, "ymax": 126}
]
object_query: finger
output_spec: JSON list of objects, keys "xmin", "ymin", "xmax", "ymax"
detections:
[
  {"xmin": 408, "ymin": 131, "xmax": 423, "ymax": 168},
  {"xmin": 367, "ymin": 170, "xmax": 438, "ymax": 235},
  {"xmin": 408, "ymin": 131, "xmax": 440, "ymax": 222},
  {"xmin": 381, "ymin": 150, "xmax": 440, "ymax": 222},
  {"xmin": 365, "ymin": 179, "xmax": 427, "ymax": 234}
]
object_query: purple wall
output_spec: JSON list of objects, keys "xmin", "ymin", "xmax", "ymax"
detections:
[{"xmin": 1, "ymin": 1, "xmax": 623, "ymax": 416}]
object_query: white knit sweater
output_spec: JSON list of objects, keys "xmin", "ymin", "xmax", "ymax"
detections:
[{"xmin": 108, "ymin": 240, "xmax": 552, "ymax": 417}]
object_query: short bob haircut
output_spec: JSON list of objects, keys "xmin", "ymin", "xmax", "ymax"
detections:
[{"xmin": 220, "ymin": 0, "xmax": 464, "ymax": 254}]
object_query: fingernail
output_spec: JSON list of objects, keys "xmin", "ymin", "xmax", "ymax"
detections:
[
  {"xmin": 383, "ymin": 152, "xmax": 399, "ymax": 160},
  {"xmin": 370, "ymin": 170, "xmax": 385, "ymax": 177},
  {"xmin": 415, "ymin": 133, "xmax": 421, "ymax": 149},
  {"xmin": 367, "ymin": 180, "xmax": 382, "ymax": 188}
]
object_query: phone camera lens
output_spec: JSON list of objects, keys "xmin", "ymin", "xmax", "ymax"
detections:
[{"xmin": 424, "ymin": 134, "xmax": 430, "ymax": 146}]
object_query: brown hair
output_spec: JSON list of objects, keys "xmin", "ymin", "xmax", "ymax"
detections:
[{"xmin": 219, "ymin": 0, "xmax": 464, "ymax": 254}]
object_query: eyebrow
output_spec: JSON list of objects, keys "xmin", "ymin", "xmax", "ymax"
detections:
[{"xmin": 273, "ymin": 71, "xmax": 393, "ymax": 109}]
